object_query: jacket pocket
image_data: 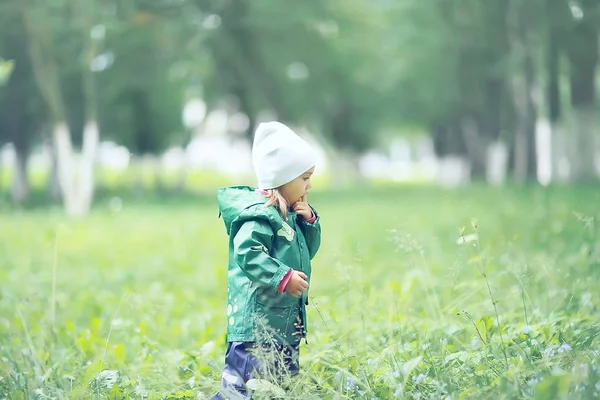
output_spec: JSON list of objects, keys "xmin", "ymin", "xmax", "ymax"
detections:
[{"xmin": 253, "ymin": 293, "xmax": 294, "ymax": 342}]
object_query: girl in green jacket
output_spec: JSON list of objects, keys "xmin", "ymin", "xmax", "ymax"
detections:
[{"xmin": 211, "ymin": 121, "xmax": 322, "ymax": 399}]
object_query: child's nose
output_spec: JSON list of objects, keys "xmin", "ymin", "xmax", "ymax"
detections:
[{"xmin": 306, "ymin": 180, "xmax": 312, "ymax": 190}]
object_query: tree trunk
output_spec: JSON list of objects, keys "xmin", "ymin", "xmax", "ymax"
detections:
[
  {"xmin": 53, "ymin": 122, "xmax": 76, "ymax": 212},
  {"xmin": 50, "ymin": 122, "xmax": 98, "ymax": 216},
  {"xmin": 569, "ymin": 107, "xmax": 598, "ymax": 181},
  {"xmin": 509, "ymin": 0, "xmax": 539, "ymax": 182},
  {"xmin": 47, "ymin": 137, "xmax": 61, "ymax": 200},
  {"xmin": 525, "ymin": 48, "xmax": 538, "ymax": 182},
  {"xmin": 329, "ymin": 148, "xmax": 362, "ymax": 188},
  {"xmin": 460, "ymin": 115, "xmax": 487, "ymax": 179},
  {"xmin": 568, "ymin": 59, "xmax": 597, "ymax": 182},
  {"xmin": 74, "ymin": 0, "xmax": 100, "ymax": 214},
  {"xmin": 565, "ymin": 0, "xmax": 599, "ymax": 181},
  {"xmin": 486, "ymin": 141, "xmax": 509, "ymax": 185},
  {"xmin": 546, "ymin": 0, "xmax": 566, "ymax": 182},
  {"xmin": 11, "ymin": 146, "xmax": 29, "ymax": 204},
  {"xmin": 21, "ymin": 0, "xmax": 100, "ymax": 216},
  {"xmin": 481, "ymin": 0, "xmax": 512, "ymax": 183},
  {"xmin": 74, "ymin": 120, "xmax": 98, "ymax": 215},
  {"xmin": 21, "ymin": 2, "xmax": 74, "ymax": 214},
  {"xmin": 432, "ymin": 120, "xmax": 468, "ymax": 158}
]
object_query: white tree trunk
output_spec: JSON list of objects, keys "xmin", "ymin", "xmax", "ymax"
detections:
[
  {"xmin": 329, "ymin": 149, "xmax": 361, "ymax": 188},
  {"xmin": 76, "ymin": 120, "xmax": 98, "ymax": 215},
  {"xmin": 513, "ymin": 125, "xmax": 528, "ymax": 182},
  {"xmin": 535, "ymin": 119, "xmax": 552, "ymax": 185},
  {"xmin": 11, "ymin": 148, "xmax": 29, "ymax": 203},
  {"xmin": 47, "ymin": 138, "xmax": 62, "ymax": 200},
  {"xmin": 436, "ymin": 156, "xmax": 471, "ymax": 188},
  {"xmin": 550, "ymin": 122, "xmax": 570, "ymax": 182},
  {"xmin": 54, "ymin": 122, "xmax": 76, "ymax": 213},
  {"xmin": 486, "ymin": 141, "xmax": 509, "ymax": 185},
  {"xmin": 569, "ymin": 108, "xmax": 598, "ymax": 181},
  {"xmin": 53, "ymin": 121, "xmax": 98, "ymax": 217}
]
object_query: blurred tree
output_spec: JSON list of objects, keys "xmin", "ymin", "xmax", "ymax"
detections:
[
  {"xmin": 0, "ymin": 4, "xmax": 46, "ymax": 203},
  {"xmin": 70, "ymin": 0, "xmax": 102, "ymax": 211},
  {"xmin": 99, "ymin": 1, "xmax": 188, "ymax": 151},
  {"xmin": 193, "ymin": 0, "xmax": 398, "ymax": 184},
  {"xmin": 390, "ymin": 0, "xmax": 520, "ymax": 180},
  {"xmin": 508, "ymin": 0, "xmax": 542, "ymax": 182},
  {"xmin": 386, "ymin": 0, "xmax": 550, "ymax": 182},
  {"xmin": 0, "ymin": 0, "xmax": 597, "ymax": 200},
  {"xmin": 18, "ymin": 0, "xmax": 104, "ymax": 215},
  {"xmin": 97, "ymin": 0, "xmax": 189, "ymax": 190},
  {"xmin": 564, "ymin": 0, "xmax": 599, "ymax": 181},
  {"xmin": 545, "ymin": 0, "xmax": 565, "ymax": 180}
]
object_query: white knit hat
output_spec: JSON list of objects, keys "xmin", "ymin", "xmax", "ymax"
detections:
[{"xmin": 252, "ymin": 121, "xmax": 317, "ymax": 189}]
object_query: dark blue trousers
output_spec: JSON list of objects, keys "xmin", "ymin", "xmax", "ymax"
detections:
[{"xmin": 210, "ymin": 341, "xmax": 300, "ymax": 399}]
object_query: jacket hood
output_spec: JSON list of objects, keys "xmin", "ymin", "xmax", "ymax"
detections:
[{"xmin": 217, "ymin": 186, "xmax": 269, "ymax": 236}]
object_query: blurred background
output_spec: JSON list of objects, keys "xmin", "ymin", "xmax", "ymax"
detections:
[
  {"xmin": 0, "ymin": 0, "xmax": 599, "ymax": 216},
  {"xmin": 3, "ymin": 2, "xmax": 600, "ymax": 397}
]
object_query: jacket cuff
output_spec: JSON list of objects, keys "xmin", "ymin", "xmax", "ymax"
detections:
[
  {"xmin": 269, "ymin": 264, "xmax": 292, "ymax": 289},
  {"xmin": 277, "ymin": 269, "xmax": 294, "ymax": 293},
  {"xmin": 301, "ymin": 206, "xmax": 319, "ymax": 225}
]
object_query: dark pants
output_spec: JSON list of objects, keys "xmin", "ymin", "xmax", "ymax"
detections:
[{"xmin": 210, "ymin": 341, "xmax": 300, "ymax": 399}]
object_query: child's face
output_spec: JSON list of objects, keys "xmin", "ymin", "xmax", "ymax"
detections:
[{"xmin": 280, "ymin": 167, "xmax": 315, "ymax": 205}]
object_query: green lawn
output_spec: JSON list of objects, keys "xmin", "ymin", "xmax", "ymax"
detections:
[{"xmin": 1, "ymin": 185, "xmax": 599, "ymax": 399}]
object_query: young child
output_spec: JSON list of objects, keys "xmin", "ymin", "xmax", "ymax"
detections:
[{"xmin": 211, "ymin": 121, "xmax": 321, "ymax": 399}]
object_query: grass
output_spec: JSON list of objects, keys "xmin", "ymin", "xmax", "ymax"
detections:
[{"xmin": 1, "ymin": 184, "xmax": 600, "ymax": 399}]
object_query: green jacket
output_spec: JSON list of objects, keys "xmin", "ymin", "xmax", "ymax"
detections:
[{"xmin": 217, "ymin": 186, "xmax": 321, "ymax": 345}]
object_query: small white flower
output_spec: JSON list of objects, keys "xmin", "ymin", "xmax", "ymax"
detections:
[
  {"xmin": 471, "ymin": 338, "xmax": 481, "ymax": 349},
  {"xmin": 92, "ymin": 370, "xmax": 119, "ymax": 390},
  {"xmin": 346, "ymin": 377, "xmax": 354, "ymax": 390},
  {"xmin": 526, "ymin": 377, "xmax": 539, "ymax": 387},
  {"xmin": 334, "ymin": 372, "xmax": 342, "ymax": 385},
  {"xmin": 523, "ymin": 325, "xmax": 531, "ymax": 334},
  {"xmin": 456, "ymin": 233, "xmax": 478, "ymax": 245},
  {"xmin": 393, "ymin": 370, "xmax": 401, "ymax": 378},
  {"xmin": 412, "ymin": 373, "xmax": 426, "ymax": 385},
  {"xmin": 440, "ymin": 337, "xmax": 448, "ymax": 346},
  {"xmin": 558, "ymin": 343, "xmax": 572, "ymax": 353}
]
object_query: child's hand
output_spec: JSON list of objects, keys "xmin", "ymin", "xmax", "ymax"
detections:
[
  {"xmin": 285, "ymin": 270, "xmax": 309, "ymax": 297},
  {"xmin": 292, "ymin": 196, "xmax": 313, "ymax": 221}
]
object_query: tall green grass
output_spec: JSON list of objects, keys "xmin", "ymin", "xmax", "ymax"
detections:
[{"xmin": 1, "ymin": 185, "xmax": 599, "ymax": 399}]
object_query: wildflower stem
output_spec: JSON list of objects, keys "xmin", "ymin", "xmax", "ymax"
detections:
[
  {"xmin": 52, "ymin": 228, "xmax": 59, "ymax": 332},
  {"xmin": 313, "ymin": 301, "xmax": 347, "ymax": 359},
  {"xmin": 473, "ymin": 225, "xmax": 509, "ymax": 368}
]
